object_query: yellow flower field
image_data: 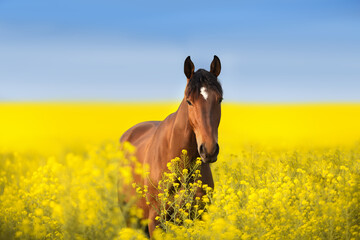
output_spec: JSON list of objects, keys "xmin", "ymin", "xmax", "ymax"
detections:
[{"xmin": 0, "ymin": 103, "xmax": 360, "ymax": 239}]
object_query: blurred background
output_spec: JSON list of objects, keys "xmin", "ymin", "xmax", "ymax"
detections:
[{"xmin": 0, "ymin": 0, "xmax": 359, "ymax": 102}]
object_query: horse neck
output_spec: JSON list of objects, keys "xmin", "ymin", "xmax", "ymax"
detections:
[{"xmin": 169, "ymin": 99, "xmax": 198, "ymax": 159}]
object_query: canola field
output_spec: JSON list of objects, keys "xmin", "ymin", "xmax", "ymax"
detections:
[{"xmin": 1, "ymin": 103, "xmax": 360, "ymax": 239}]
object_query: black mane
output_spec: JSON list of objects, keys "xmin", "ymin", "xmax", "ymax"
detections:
[{"xmin": 185, "ymin": 69, "xmax": 223, "ymax": 97}]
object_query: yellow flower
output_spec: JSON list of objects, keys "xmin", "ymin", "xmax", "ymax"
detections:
[
  {"xmin": 35, "ymin": 208, "xmax": 43, "ymax": 217},
  {"xmin": 184, "ymin": 219, "xmax": 192, "ymax": 225}
]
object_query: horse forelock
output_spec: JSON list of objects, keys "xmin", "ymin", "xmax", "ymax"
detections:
[{"xmin": 185, "ymin": 69, "xmax": 223, "ymax": 98}]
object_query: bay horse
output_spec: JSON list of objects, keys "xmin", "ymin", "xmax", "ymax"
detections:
[{"xmin": 120, "ymin": 55, "xmax": 223, "ymax": 237}]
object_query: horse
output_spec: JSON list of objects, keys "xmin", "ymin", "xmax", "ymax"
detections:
[{"xmin": 119, "ymin": 55, "xmax": 223, "ymax": 237}]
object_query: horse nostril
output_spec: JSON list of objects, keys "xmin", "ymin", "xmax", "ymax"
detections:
[
  {"xmin": 214, "ymin": 143, "xmax": 219, "ymax": 156},
  {"xmin": 199, "ymin": 144, "xmax": 206, "ymax": 156}
]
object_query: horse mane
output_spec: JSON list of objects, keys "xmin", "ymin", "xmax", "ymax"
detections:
[{"xmin": 185, "ymin": 69, "xmax": 223, "ymax": 98}]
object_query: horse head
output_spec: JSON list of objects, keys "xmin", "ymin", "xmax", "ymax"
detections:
[{"xmin": 184, "ymin": 56, "xmax": 223, "ymax": 163}]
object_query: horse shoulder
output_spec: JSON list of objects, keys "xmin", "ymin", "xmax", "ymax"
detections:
[{"xmin": 142, "ymin": 113, "xmax": 177, "ymax": 170}]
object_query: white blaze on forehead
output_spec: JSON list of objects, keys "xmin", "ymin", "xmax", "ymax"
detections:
[{"xmin": 200, "ymin": 87, "xmax": 208, "ymax": 100}]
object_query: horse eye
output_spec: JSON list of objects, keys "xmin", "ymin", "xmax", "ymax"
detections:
[
  {"xmin": 186, "ymin": 100, "xmax": 192, "ymax": 106},
  {"xmin": 219, "ymin": 98, "xmax": 223, "ymax": 104}
]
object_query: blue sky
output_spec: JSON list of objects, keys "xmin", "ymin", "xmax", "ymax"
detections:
[{"xmin": 0, "ymin": 0, "xmax": 359, "ymax": 102}]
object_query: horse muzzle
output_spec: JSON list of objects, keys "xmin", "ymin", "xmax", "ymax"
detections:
[{"xmin": 199, "ymin": 143, "xmax": 219, "ymax": 163}]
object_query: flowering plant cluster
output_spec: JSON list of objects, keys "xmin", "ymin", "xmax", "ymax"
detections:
[{"xmin": 1, "ymin": 143, "xmax": 359, "ymax": 239}]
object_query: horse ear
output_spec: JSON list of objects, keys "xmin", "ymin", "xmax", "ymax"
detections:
[
  {"xmin": 184, "ymin": 56, "xmax": 195, "ymax": 79},
  {"xmin": 210, "ymin": 55, "xmax": 221, "ymax": 77}
]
